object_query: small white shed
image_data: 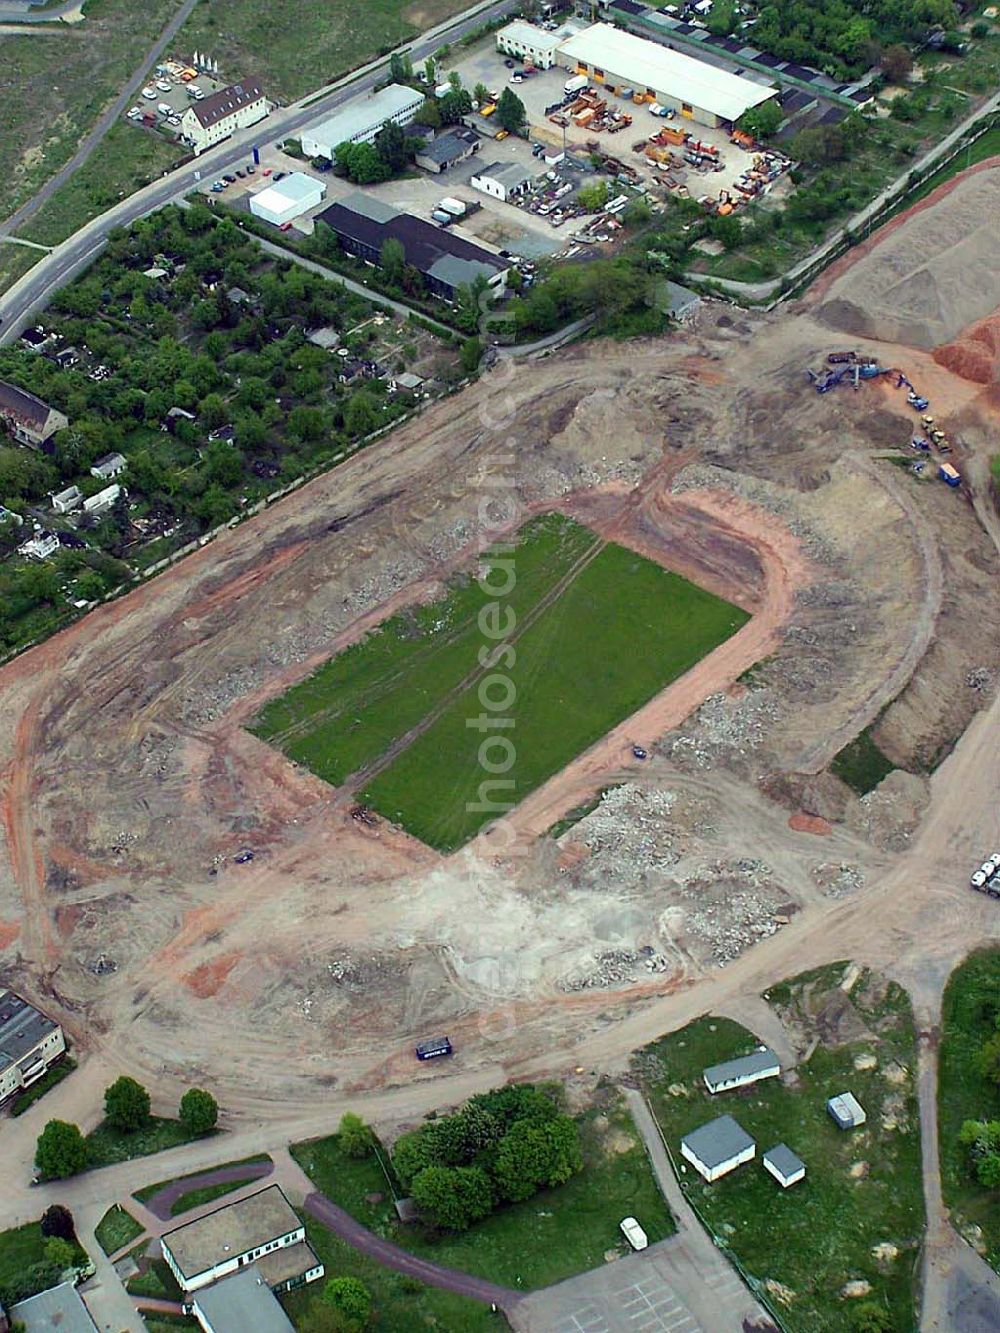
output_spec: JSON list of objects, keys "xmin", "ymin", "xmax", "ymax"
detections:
[
  {"xmin": 762, "ymin": 1143, "xmax": 805, "ymax": 1189},
  {"xmin": 249, "ymin": 173, "xmax": 326, "ymax": 227},
  {"xmin": 827, "ymin": 1092, "xmax": 866, "ymax": 1130}
]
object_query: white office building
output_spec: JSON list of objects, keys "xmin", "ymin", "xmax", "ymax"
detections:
[
  {"xmin": 301, "ymin": 84, "xmax": 424, "ymax": 160},
  {"xmin": 496, "ymin": 19, "xmax": 564, "ymax": 68}
]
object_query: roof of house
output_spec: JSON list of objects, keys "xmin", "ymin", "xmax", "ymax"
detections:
[
  {"xmin": 162, "ymin": 1185, "xmax": 301, "ymax": 1279},
  {"xmin": 475, "ymin": 159, "xmax": 533, "ymax": 188},
  {"xmin": 93, "ymin": 451, "xmax": 126, "ymax": 471},
  {"xmin": 53, "ymin": 485, "xmax": 83, "ymax": 502},
  {"xmin": 681, "ymin": 1114, "xmax": 755, "ymax": 1169},
  {"xmin": 556, "ymin": 23, "xmax": 777, "ymax": 121},
  {"xmin": 11, "ymin": 1281, "xmax": 98, "ymax": 1333},
  {"xmin": 497, "ymin": 19, "xmax": 564, "ymax": 51},
  {"xmin": 394, "ymin": 371, "xmax": 424, "ymax": 389},
  {"xmin": 254, "ymin": 1239, "xmax": 320, "ymax": 1287},
  {"xmin": 190, "ymin": 78, "xmax": 265, "ymax": 129},
  {"xmin": 318, "ymin": 193, "xmax": 507, "ymax": 289},
  {"xmin": 252, "ymin": 171, "xmax": 324, "ymax": 210},
  {"xmin": 417, "ymin": 126, "xmax": 479, "ymax": 165},
  {"xmin": 763, "ymin": 1143, "xmax": 805, "ymax": 1178},
  {"xmin": 704, "ymin": 1047, "xmax": 779, "ymax": 1087},
  {"xmin": 306, "ymin": 326, "xmax": 340, "ymax": 349},
  {"xmin": 664, "ymin": 280, "xmax": 701, "ymax": 314},
  {"xmin": 0, "ymin": 988, "xmax": 59, "ymax": 1076},
  {"xmin": 0, "ymin": 378, "xmax": 56, "ymax": 429},
  {"xmin": 304, "ymin": 83, "xmax": 424, "ymax": 150},
  {"xmin": 192, "ymin": 1267, "xmax": 295, "ymax": 1333}
]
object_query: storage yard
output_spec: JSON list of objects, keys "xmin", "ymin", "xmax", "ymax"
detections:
[{"xmin": 1, "ymin": 158, "xmax": 1000, "ymax": 1117}]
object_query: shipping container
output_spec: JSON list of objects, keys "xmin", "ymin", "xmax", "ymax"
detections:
[{"xmin": 939, "ymin": 464, "xmax": 961, "ymax": 486}]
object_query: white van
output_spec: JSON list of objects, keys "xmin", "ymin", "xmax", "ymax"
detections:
[{"xmin": 620, "ymin": 1217, "xmax": 648, "ymax": 1251}]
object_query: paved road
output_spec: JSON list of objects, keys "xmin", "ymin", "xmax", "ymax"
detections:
[
  {"xmin": 141, "ymin": 1157, "xmax": 274, "ymax": 1221},
  {"xmin": 0, "ymin": 0, "xmax": 82, "ymax": 22},
  {"xmin": 0, "ymin": 0, "xmax": 515, "ymax": 334},
  {"xmin": 0, "ymin": 0, "xmax": 203, "ymax": 240}
]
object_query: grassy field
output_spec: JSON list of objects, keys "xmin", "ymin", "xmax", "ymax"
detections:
[
  {"xmin": 133, "ymin": 1153, "xmax": 271, "ymax": 1207},
  {"xmin": 939, "ymin": 947, "xmax": 1000, "ymax": 1268},
  {"xmin": 0, "ymin": 0, "xmax": 182, "ymax": 225},
  {"xmin": 637, "ymin": 965, "xmax": 924, "ymax": 1333},
  {"xmin": 177, "ymin": 0, "xmax": 470, "ymax": 103},
  {"xmin": 85, "ymin": 1116, "xmax": 212, "ymax": 1170},
  {"xmin": 95, "ymin": 1204, "xmax": 145, "ymax": 1255},
  {"xmin": 20, "ymin": 123, "xmax": 184, "ymax": 248},
  {"xmin": 0, "ymin": 1219, "xmax": 88, "ymax": 1296},
  {"xmin": 293, "ymin": 1091, "xmax": 674, "ymax": 1291},
  {"xmin": 830, "ymin": 727, "xmax": 897, "ymax": 795},
  {"xmin": 253, "ymin": 515, "xmax": 748, "ymax": 851}
]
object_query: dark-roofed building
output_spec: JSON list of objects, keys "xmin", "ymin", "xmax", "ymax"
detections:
[
  {"xmin": 317, "ymin": 192, "xmax": 508, "ymax": 302},
  {"xmin": 191, "ymin": 1267, "xmax": 295, "ymax": 1333},
  {"xmin": 680, "ymin": 1114, "xmax": 755, "ymax": 1182},
  {"xmin": 414, "ymin": 125, "xmax": 480, "ymax": 173},
  {"xmin": 161, "ymin": 1185, "xmax": 323, "ymax": 1295},
  {"xmin": 0, "ymin": 380, "xmax": 68, "ymax": 449},
  {"xmin": 10, "ymin": 1281, "xmax": 97, "ymax": 1333},
  {"xmin": 0, "ymin": 987, "xmax": 66, "ymax": 1104},
  {"xmin": 703, "ymin": 1046, "xmax": 779, "ymax": 1094},
  {"xmin": 181, "ymin": 78, "xmax": 268, "ymax": 154}
]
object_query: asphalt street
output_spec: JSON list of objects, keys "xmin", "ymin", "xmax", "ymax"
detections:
[{"xmin": 0, "ymin": 0, "xmax": 515, "ymax": 339}]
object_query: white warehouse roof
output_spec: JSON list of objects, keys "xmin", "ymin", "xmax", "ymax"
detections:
[
  {"xmin": 557, "ymin": 23, "xmax": 776, "ymax": 122},
  {"xmin": 303, "ymin": 83, "xmax": 423, "ymax": 156},
  {"xmin": 250, "ymin": 172, "xmax": 325, "ymax": 224}
]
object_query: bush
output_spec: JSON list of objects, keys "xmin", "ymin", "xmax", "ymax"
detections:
[
  {"xmin": 322, "ymin": 1275, "xmax": 373, "ymax": 1330},
  {"xmin": 179, "ymin": 1087, "xmax": 218, "ymax": 1135},
  {"xmin": 40, "ymin": 1204, "xmax": 76, "ymax": 1241},
  {"xmin": 337, "ymin": 1112, "xmax": 375, "ymax": 1159}
]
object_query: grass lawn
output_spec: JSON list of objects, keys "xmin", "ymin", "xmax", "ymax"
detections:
[
  {"xmin": 636, "ymin": 966, "xmax": 923, "ymax": 1332},
  {"xmin": 254, "ymin": 514, "xmax": 749, "ymax": 851},
  {"xmin": 0, "ymin": 0, "xmax": 183, "ymax": 223},
  {"xmin": 939, "ymin": 947, "xmax": 1000, "ymax": 1268},
  {"xmin": 95, "ymin": 1204, "xmax": 145, "ymax": 1255},
  {"xmin": 293, "ymin": 1091, "xmax": 674, "ymax": 1291},
  {"xmin": 9, "ymin": 1055, "xmax": 76, "ymax": 1116},
  {"xmin": 85, "ymin": 1116, "xmax": 213, "ymax": 1170},
  {"xmin": 0, "ymin": 1219, "xmax": 88, "ymax": 1293},
  {"xmin": 283, "ymin": 1216, "xmax": 503, "ymax": 1331},
  {"xmin": 143, "ymin": 1317, "xmax": 199, "ymax": 1332},
  {"xmin": 0, "ymin": 243, "xmax": 41, "ymax": 298},
  {"xmin": 133, "ymin": 1153, "xmax": 271, "ymax": 1208},
  {"xmin": 176, "ymin": 0, "xmax": 471, "ymax": 103},
  {"xmin": 830, "ymin": 727, "xmax": 897, "ymax": 795},
  {"xmin": 20, "ymin": 123, "xmax": 184, "ymax": 248}
]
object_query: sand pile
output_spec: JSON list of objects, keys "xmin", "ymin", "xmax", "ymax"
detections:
[
  {"xmin": 933, "ymin": 310, "xmax": 1000, "ymax": 383},
  {"xmin": 816, "ymin": 166, "xmax": 1000, "ymax": 349}
]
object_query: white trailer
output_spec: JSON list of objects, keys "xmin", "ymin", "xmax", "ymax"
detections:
[
  {"xmin": 564, "ymin": 73, "xmax": 588, "ymax": 95},
  {"xmin": 439, "ymin": 196, "xmax": 467, "ymax": 217}
]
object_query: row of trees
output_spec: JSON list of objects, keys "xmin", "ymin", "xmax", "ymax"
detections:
[{"xmin": 35, "ymin": 1078, "xmax": 218, "ymax": 1179}]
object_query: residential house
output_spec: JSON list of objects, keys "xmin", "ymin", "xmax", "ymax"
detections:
[
  {"xmin": 680, "ymin": 1114, "xmax": 755, "ymax": 1182},
  {"xmin": 10, "ymin": 1282, "xmax": 97, "ymax": 1333},
  {"xmin": 90, "ymin": 452, "xmax": 127, "ymax": 481},
  {"xmin": 827, "ymin": 1092, "xmax": 866, "ymax": 1129},
  {"xmin": 762, "ymin": 1143, "xmax": 805, "ymax": 1189},
  {"xmin": 162, "ymin": 407, "xmax": 197, "ymax": 433},
  {"xmin": 83, "ymin": 484, "xmax": 123, "ymax": 517},
  {"xmin": 161, "ymin": 1185, "xmax": 324, "ymax": 1296},
  {"xmin": 0, "ymin": 987, "xmax": 66, "ymax": 1104},
  {"xmin": 306, "ymin": 327, "xmax": 340, "ymax": 351},
  {"xmin": 317, "ymin": 193, "xmax": 508, "ymax": 302},
  {"xmin": 19, "ymin": 530, "xmax": 60, "ymax": 561},
  {"xmin": 190, "ymin": 1267, "xmax": 295, "ymax": 1333},
  {"xmin": 414, "ymin": 125, "xmax": 480, "ymax": 174},
  {"xmin": 181, "ymin": 79, "xmax": 268, "ymax": 154},
  {"xmin": 52, "ymin": 485, "xmax": 84, "ymax": 515},
  {"xmin": 703, "ymin": 1047, "xmax": 780, "ymax": 1095},
  {"xmin": 470, "ymin": 160, "xmax": 533, "ymax": 202},
  {"xmin": 0, "ymin": 380, "xmax": 68, "ymax": 449},
  {"xmin": 390, "ymin": 371, "xmax": 424, "ymax": 394}
]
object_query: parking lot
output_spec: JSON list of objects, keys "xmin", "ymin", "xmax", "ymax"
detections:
[{"xmin": 123, "ymin": 58, "xmax": 224, "ymax": 141}]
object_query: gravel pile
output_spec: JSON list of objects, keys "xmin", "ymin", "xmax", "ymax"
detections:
[
  {"xmin": 578, "ymin": 784, "xmax": 679, "ymax": 876},
  {"xmin": 680, "ymin": 888, "xmax": 784, "ymax": 965},
  {"xmin": 812, "ymin": 861, "xmax": 865, "ymax": 898},
  {"xmin": 559, "ymin": 945, "xmax": 671, "ymax": 991}
]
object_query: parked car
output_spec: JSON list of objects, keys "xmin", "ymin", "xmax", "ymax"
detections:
[
  {"xmin": 279, "ymin": 221, "xmax": 293, "ymax": 231},
  {"xmin": 192, "ymin": 86, "xmax": 205, "ymax": 100},
  {"xmin": 156, "ymin": 79, "xmax": 171, "ymax": 92},
  {"xmin": 234, "ymin": 849, "xmax": 254, "ymax": 864},
  {"xmin": 496, "ymin": 128, "xmax": 510, "ymax": 140},
  {"xmin": 504, "ymin": 58, "xmax": 515, "ymax": 67},
  {"xmin": 235, "ymin": 169, "xmax": 246, "ymax": 178},
  {"xmin": 157, "ymin": 102, "xmax": 172, "ymax": 116},
  {"xmin": 246, "ymin": 164, "xmax": 255, "ymax": 174},
  {"xmin": 167, "ymin": 116, "xmax": 181, "ymax": 127},
  {"xmin": 126, "ymin": 107, "xmax": 142, "ymax": 121},
  {"xmin": 223, "ymin": 173, "xmax": 236, "ymax": 183},
  {"xmin": 210, "ymin": 182, "xmax": 225, "ymax": 192},
  {"xmin": 509, "ymin": 73, "xmax": 524, "ymax": 83},
  {"xmin": 261, "ymin": 167, "xmax": 273, "ymax": 176},
  {"xmin": 273, "ymin": 170, "xmax": 287, "ymax": 181},
  {"xmin": 141, "ymin": 87, "xmax": 157, "ymax": 99}
]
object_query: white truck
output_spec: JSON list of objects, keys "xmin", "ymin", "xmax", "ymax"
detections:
[
  {"xmin": 970, "ymin": 853, "xmax": 1000, "ymax": 893},
  {"xmin": 439, "ymin": 197, "xmax": 467, "ymax": 217},
  {"xmin": 564, "ymin": 73, "xmax": 588, "ymax": 96},
  {"xmin": 620, "ymin": 1216, "xmax": 648, "ymax": 1251}
]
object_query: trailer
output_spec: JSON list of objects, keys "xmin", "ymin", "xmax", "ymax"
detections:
[
  {"xmin": 939, "ymin": 463, "xmax": 961, "ymax": 487},
  {"xmin": 439, "ymin": 197, "xmax": 466, "ymax": 217}
]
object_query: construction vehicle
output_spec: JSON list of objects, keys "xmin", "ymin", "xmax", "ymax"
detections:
[
  {"xmin": 939, "ymin": 463, "xmax": 961, "ymax": 487},
  {"xmin": 910, "ymin": 437, "xmax": 931, "ymax": 452},
  {"xmin": 908, "ymin": 393, "xmax": 929, "ymax": 410},
  {"xmin": 827, "ymin": 350, "xmax": 858, "ymax": 364},
  {"xmin": 415, "ymin": 1036, "xmax": 453, "ymax": 1061},
  {"xmin": 632, "ymin": 745, "xmax": 648, "ymax": 759},
  {"xmin": 234, "ymin": 849, "xmax": 254, "ymax": 864}
]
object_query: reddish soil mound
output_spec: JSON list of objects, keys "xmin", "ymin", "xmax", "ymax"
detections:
[
  {"xmin": 789, "ymin": 812, "xmax": 833, "ymax": 836},
  {"xmin": 933, "ymin": 311, "xmax": 1000, "ymax": 383},
  {"xmin": 0, "ymin": 920, "xmax": 20, "ymax": 949},
  {"xmin": 183, "ymin": 951, "xmax": 242, "ymax": 998}
]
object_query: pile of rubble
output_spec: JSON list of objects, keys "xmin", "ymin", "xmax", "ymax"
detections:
[
  {"xmin": 966, "ymin": 666, "xmax": 992, "ymax": 692},
  {"xmin": 676, "ymin": 858, "xmax": 788, "ymax": 965},
  {"xmin": 560, "ymin": 945, "xmax": 671, "ymax": 992},
  {"xmin": 812, "ymin": 861, "xmax": 865, "ymax": 899},
  {"xmin": 577, "ymin": 784, "xmax": 679, "ymax": 877}
]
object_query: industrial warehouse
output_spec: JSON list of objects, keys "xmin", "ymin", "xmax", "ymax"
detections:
[
  {"xmin": 301, "ymin": 84, "xmax": 424, "ymax": 160},
  {"xmin": 555, "ymin": 22, "xmax": 777, "ymax": 127}
]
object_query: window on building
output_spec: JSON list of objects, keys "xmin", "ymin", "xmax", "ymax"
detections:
[
  {"xmin": 681, "ymin": 101, "xmax": 693, "ymax": 114},
  {"xmin": 594, "ymin": 67, "xmax": 604, "ymax": 77}
]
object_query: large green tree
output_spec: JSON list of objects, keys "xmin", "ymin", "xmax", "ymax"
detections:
[
  {"xmin": 410, "ymin": 1164, "xmax": 494, "ymax": 1231},
  {"xmin": 496, "ymin": 88, "xmax": 527, "ymax": 133},
  {"xmin": 179, "ymin": 1087, "xmax": 218, "ymax": 1134},
  {"xmin": 35, "ymin": 1120, "xmax": 87, "ymax": 1179},
  {"xmin": 322, "ymin": 1276, "xmax": 373, "ymax": 1330},
  {"xmin": 104, "ymin": 1076, "xmax": 151, "ymax": 1132}
]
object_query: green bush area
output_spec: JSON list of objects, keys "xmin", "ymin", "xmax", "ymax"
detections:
[
  {"xmin": 126, "ymin": 1242, "xmax": 185, "ymax": 1301},
  {"xmin": 831, "ymin": 728, "xmax": 897, "ymax": 794},
  {"xmin": 95, "ymin": 1204, "xmax": 144, "ymax": 1255},
  {"xmin": 0, "ymin": 1220, "xmax": 88, "ymax": 1307},
  {"xmin": 9, "ymin": 1055, "xmax": 76, "ymax": 1116},
  {"xmin": 637, "ymin": 965, "xmax": 923, "ymax": 1332},
  {"xmin": 85, "ymin": 1115, "xmax": 210, "ymax": 1170},
  {"xmin": 253, "ymin": 514, "xmax": 748, "ymax": 849},
  {"xmin": 939, "ymin": 947, "xmax": 1000, "ymax": 1269},
  {"xmin": 294, "ymin": 1086, "xmax": 674, "ymax": 1291}
]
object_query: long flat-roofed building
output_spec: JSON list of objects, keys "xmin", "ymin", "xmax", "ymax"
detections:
[
  {"xmin": 0, "ymin": 987, "xmax": 66, "ymax": 1104},
  {"xmin": 556, "ymin": 22, "xmax": 777, "ymax": 127},
  {"xmin": 161, "ymin": 1185, "xmax": 323, "ymax": 1295},
  {"xmin": 301, "ymin": 84, "xmax": 424, "ymax": 160}
]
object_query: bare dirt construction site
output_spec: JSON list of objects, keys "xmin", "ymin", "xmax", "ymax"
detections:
[{"xmin": 3, "ymin": 162, "xmax": 1000, "ymax": 1118}]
